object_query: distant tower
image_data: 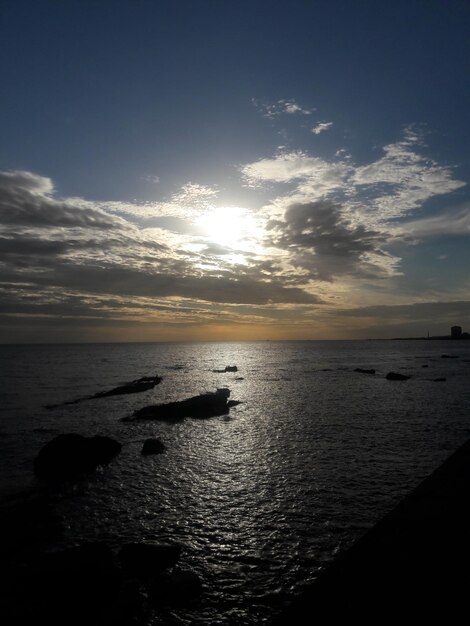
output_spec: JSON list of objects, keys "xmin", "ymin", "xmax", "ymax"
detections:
[{"xmin": 451, "ymin": 325, "xmax": 462, "ymax": 339}]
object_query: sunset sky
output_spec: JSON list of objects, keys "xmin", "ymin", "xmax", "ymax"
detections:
[{"xmin": 1, "ymin": 0, "xmax": 470, "ymax": 342}]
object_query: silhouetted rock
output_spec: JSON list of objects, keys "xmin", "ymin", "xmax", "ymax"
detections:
[
  {"xmin": 225, "ymin": 365, "xmax": 238, "ymax": 372},
  {"xmin": 34, "ymin": 433, "xmax": 122, "ymax": 480},
  {"xmin": 433, "ymin": 377, "xmax": 446, "ymax": 382},
  {"xmin": 0, "ymin": 490, "xmax": 64, "ymax": 557},
  {"xmin": 354, "ymin": 368, "xmax": 376, "ymax": 375},
  {"xmin": 127, "ymin": 388, "xmax": 234, "ymax": 422},
  {"xmin": 45, "ymin": 375, "xmax": 162, "ymax": 408},
  {"xmin": 141, "ymin": 438, "xmax": 165, "ymax": 455},
  {"xmin": 91, "ymin": 375, "xmax": 162, "ymax": 398},
  {"xmin": 421, "ymin": 364, "xmax": 429, "ymax": 368},
  {"xmin": 441, "ymin": 354, "xmax": 459, "ymax": 359},
  {"xmin": 118, "ymin": 542, "xmax": 182, "ymax": 578},
  {"xmin": 385, "ymin": 372, "xmax": 411, "ymax": 381},
  {"xmin": 150, "ymin": 569, "xmax": 202, "ymax": 606},
  {"xmin": 0, "ymin": 543, "xmax": 121, "ymax": 626}
]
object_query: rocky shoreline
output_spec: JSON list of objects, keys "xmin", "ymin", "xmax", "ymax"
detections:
[
  {"xmin": 0, "ymin": 378, "xmax": 241, "ymax": 625},
  {"xmin": 275, "ymin": 439, "xmax": 470, "ymax": 622}
]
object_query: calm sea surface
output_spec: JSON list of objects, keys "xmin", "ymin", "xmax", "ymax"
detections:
[{"xmin": 1, "ymin": 340, "xmax": 470, "ymax": 624}]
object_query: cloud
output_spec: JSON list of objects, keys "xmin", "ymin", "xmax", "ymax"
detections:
[
  {"xmin": 105, "ymin": 182, "xmax": 218, "ymax": 220},
  {"xmin": 352, "ymin": 128, "xmax": 466, "ymax": 219},
  {"xmin": 268, "ymin": 200, "xmax": 396, "ymax": 281},
  {"xmin": 0, "ymin": 170, "xmax": 122, "ymax": 229},
  {"xmin": 402, "ymin": 204, "xmax": 470, "ymax": 237},
  {"xmin": 337, "ymin": 300, "xmax": 470, "ymax": 322},
  {"xmin": 241, "ymin": 128, "xmax": 466, "ymax": 228},
  {"xmin": 252, "ymin": 98, "xmax": 314, "ymax": 119},
  {"xmin": 0, "ymin": 168, "xmax": 324, "ymax": 326},
  {"xmin": 312, "ymin": 121, "xmax": 333, "ymax": 135},
  {"xmin": 241, "ymin": 151, "xmax": 351, "ymax": 189}
]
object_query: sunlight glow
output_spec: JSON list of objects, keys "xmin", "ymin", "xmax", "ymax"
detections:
[{"xmin": 196, "ymin": 206, "xmax": 261, "ymax": 249}]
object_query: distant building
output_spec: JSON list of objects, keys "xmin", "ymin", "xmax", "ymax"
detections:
[{"xmin": 451, "ymin": 325, "xmax": 462, "ymax": 339}]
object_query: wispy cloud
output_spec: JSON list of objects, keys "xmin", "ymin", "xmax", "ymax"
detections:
[
  {"xmin": 401, "ymin": 204, "xmax": 470, "ymax": 237},
  {"xmin": 252, "ymin": 98, "xmax": 314, "ymax": 119},
  {"xmin": 311, "ymin": 121, "xmax": 333, "ymax": 135}
]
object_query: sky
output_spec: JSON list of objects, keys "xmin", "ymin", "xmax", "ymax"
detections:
[{"xmin": 1, "ymin": 0, "xmax": 470, "ymax": 342}]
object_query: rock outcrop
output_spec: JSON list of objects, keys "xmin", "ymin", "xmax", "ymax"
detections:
[
  {"xmin": 45, "ymin": 375, "xmax": 162, "ymax": 409},
  {"xmin": 141, "ymin": 438, "xmax": 165, "ymax": 455},
  {"xmin": 34, "ymin": 434, "xmax": 122, "ymax": 480},
  {"xmin": 126, "ymin": 388, "xmax": 237, "ymax": 422}
]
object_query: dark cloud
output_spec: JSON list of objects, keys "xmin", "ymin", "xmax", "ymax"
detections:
[
  {"xmin": 337, "ymin": 300, "xmax": 470, "ymax": 320},
  {"xmin": 5, "ymin": 263, "xmax": 321, "ymax": 305},
  {"xmin": 269, "ymin": 200, "xmax": 391, "ymax": 280},
  {"xmin": 0, "ymin": 170, "xmax": 123, "ymax": 229}
]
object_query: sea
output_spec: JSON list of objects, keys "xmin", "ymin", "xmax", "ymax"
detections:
[{"xmin": 1, "ymin": 340, "xmax": 470, "ymax": 625}]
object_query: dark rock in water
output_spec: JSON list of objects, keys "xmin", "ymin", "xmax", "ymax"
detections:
[
  {"xmin": 45, "ymin": 375, "xmax": 162, "ymax": 409},
  {"xmin": 34, "ymin": 433, "xmax": 122, "ymax": 480},
  {"xmin": 0, "ymin": 490, "xmax": 64, "ymax": 557},
  {"xmin": 0, "ymin": 542, "xmax": 122, "ymax": 626},
  {"xmin": 433, "ymin": 377, "xmax": 447, "ymax": 382},
  {"xmin": 141, "ymin": 438, "xmax": 165, "ymax": 455},
  {"xmin": 127, "ymin": 388, "xmax": 234, "ymax": 422},
  {"xmin": 91, "ymin": 375, "xmax": 162, "ymax": 398},
  {"xmin": 421, "ymin": 364, "xmax": 429, "ymax": 368},
  {"xmin": 354, "ymin": 368, "xmax": 376, "ymax": 375},
  {"xmin": 385, "ymin": 372, "xmax": 411, "ymax": 381},
  {"xmin": 235, "ymin": 377, "xmax": 244, "ymax": 381},
  {"xmin": 150, "ymin": 569, "xmax": 202, "ymax": 606},
  {"xmin": 119, "ymin": 542, "xmax": 182, "ymax": 578},
  {"xmin": 441, "ymin": 354, "xmax": 459, "ymax": 359},
  {"xmin": 225, "ymin": 365, "xmax": 238, "ymax": 372}
]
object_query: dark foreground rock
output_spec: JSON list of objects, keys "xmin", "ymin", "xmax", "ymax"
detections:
[
  {"xmin": 212, "ymin": 365, "xmax": 238, "ymax": 373},
  {"xmin": 141, "ymin": 438, "xmax": 165, "ymax": 455},
  {"xmin": 0, "ymin": 543, "xmax": 125, "ymax": 626},
  {"xmin": 45, "ymin": 375, "xmax": 162, "ymax": 409},
  {"xmin": 441, "ymin": 354, "xmax": 459, "ymax": 358},
  {"xmin": 0, "ymin": 490, "xmax": 64, "ymax": 557},
  {"xmin": 119, "ymin": 542, "xmax": 182, "ymax": 578},
  {"xmin": 354, "ymin": 368, "xmax": 376, "ymax": 375},
  {"xmin": 125, "ymin": 388, "xmax": 238, "ymax": 422},
  {"xmin": 385, "ymin": 371, "xmax": 410, "ymax": 381},
  {"xmin": 150, "ymin": 569, "xmax": 203, "ymax": 606},
  {"xmin": 34, "ymin": 434, "xmax": 122, "ymax": 480},
  {"xmin": 274, "ymin": 439, "xmax": 470, "ymax": 623}
]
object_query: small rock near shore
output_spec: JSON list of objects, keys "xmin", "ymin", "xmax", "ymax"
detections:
[
  {"xmin": 385, "ymin": 372, "xmax": 411, "ymax": 381},
  {"xmin": 141, "ymin": 438, "xmax": 165, "ymax": 455}
]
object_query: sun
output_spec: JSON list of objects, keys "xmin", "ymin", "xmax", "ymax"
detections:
[{"xmin": 195, "ymin": 206, "xmax": 261, "ymax": 249}]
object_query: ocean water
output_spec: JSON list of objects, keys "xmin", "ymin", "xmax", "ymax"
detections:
[{"xmin": 1, "ymin": 340, "xmax": 470, "ymax": 624}]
